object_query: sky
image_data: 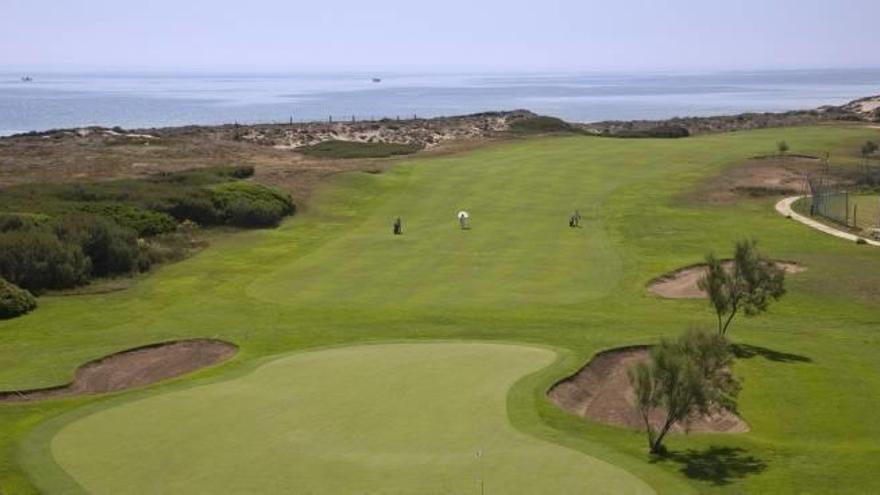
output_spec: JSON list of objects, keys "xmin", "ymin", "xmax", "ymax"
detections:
[{"xmin": 2, "ymin": 0, "xmax": 880, "ymax": 72}]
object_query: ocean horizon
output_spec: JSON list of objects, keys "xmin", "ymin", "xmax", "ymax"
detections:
[{"xmin": 1, "ymin": 68, "xmax": 879, "ymax": 136}]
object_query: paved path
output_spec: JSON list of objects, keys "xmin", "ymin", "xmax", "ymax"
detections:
[{"xmin": 775, "ymin": 196, "xmax": 880, "ymax": 247}]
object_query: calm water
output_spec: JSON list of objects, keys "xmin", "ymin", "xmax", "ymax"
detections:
[{"xmin": 1, "ymin": 69, "xmax": 878, "ymax": 135}]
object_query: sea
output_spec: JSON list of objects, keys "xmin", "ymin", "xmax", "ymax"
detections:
[{"xmin": 1, "ymin": 69, "xmax": 879, "ymax": 136}]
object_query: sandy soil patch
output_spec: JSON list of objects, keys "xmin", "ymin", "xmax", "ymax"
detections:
[
  {"xmin": 855, "ymin": 98, "xmax": 880, "ymax": 113},
  {"xmin": 548, "ymin": 346, "xmax": 748, "ymax": 433},
  {"xmin": 648, "ymin": 260, "xmax": 805, "ymax": 299},
  {"xmin": 0, "ymin": 339, "xmax": 236, "ymax": 402},
  {"xmin": 685, "ymin": 157, "xmax": 826, "ymax": 205}
]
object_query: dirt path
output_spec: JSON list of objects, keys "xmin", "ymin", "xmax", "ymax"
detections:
[
  {"xmin": 648, "ymin": 260, "xmax": 805, "ymax": 299},
  {"xmin": 548, "ymin": 346, "xmax": 748, "ymax": 434},
  {"xmin": 776, "ymin": 196, "xmax": 880, "ymax": 247},
  {"xmin": 0, "ymin": 339, "xmax": 237, "ymax": 403}
]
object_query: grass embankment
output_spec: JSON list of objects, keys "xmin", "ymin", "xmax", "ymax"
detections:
[
  {"xmin": 1, "ymin": 124, "xmax": 879, "ymax": 493},
  {"xmin": 297, "ymin": 140, "xmax": 422, "ymax": 159}
]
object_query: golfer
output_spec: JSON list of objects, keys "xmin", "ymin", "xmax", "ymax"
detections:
[{"xmin": 457, "ymin": 211, "xmax": 470, "ymax": 230}]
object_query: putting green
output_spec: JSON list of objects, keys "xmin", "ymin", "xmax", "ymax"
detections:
[{"xmin": 49, "ymin": 343, "xmax": 653, "ymax": 494}]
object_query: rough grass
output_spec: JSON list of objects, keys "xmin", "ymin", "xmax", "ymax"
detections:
[
  {"xmin": 1, "ymin": 124, "xmax": 880, "ymax": 493},
  {"xmin": 297, "ymin": 140, "xmax": 422, "ymax": 159}
]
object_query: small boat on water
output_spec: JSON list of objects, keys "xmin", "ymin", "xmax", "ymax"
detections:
[
  {"xmin": 371, "ymin": 77, "xmax": 381, "ymax": 83},
  {"xmin": 21, "ymin": 76, "xmax": 33, "ymax": 82}
]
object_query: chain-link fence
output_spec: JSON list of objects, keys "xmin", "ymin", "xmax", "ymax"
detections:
[
  {"xmin": 811, "ymin": 189, "xmax": 850, "ymax": 225},
  {"xmin": 808, "ymin": 175, "xmax": 880, "ymax": 230}
]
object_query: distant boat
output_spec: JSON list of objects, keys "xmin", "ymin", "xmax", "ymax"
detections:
[
  {"xmin": 21, "ymin": 76, "xmax": 33, "ymax": 82},
  {"xmin": 371, "ymin": 78, "xmax": 381, "ymax": 83}
]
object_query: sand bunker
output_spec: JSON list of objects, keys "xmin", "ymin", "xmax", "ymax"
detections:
[
  {"xmin": 648, "ymin": 260, "xmax": 805, "ymax": 299},
  {"xmin": 0, "ymin": 339, "xmax": 237, "ymax": 403},
  {"xmin": 548, "ymin": 346, "xmax": 748, "ymax": 434}
]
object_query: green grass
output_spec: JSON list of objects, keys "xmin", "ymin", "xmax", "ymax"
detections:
[
  {"xmin": 1, "ymin": 124, "xmax": 880, "ymax": 493},
  {"xmin": 794, "ymin": 193, "xmax": 880, "ymax": 233},
  {"xmin": 297, "ymin": 140, "xmax": 422, "ymax": 158},
  {"xmin": 44, "ymin": 343, "xmax": 652, "ymax": 494},
  {"xmin": 850, "ymin": 194, "xmax": 880, "ymax": 231}
]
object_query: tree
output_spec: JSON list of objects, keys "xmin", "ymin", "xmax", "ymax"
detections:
[
  {"xmin": 697, "ymin": 240, "xmax": 786, "ymax": 336},
  {"xmin": 629, "ymin": 329, "xmax": 740, "ymax": 454},
  {"xmin": 777, "ymin": 140, "xmax": 789, "ymax": 159}
]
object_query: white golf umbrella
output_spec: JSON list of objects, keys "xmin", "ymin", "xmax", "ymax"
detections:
[{"xmin": 457, "ymin": 211, "xmax": 469, "ymax": 220}]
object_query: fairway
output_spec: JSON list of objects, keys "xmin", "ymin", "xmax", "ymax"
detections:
[
  {"xmin": 248, "ymin": 140, "xmax": 624, "ymax": 308},
  {"xmin": 48, "ymin": 343, "xmax": 651, "ymax": 494}
]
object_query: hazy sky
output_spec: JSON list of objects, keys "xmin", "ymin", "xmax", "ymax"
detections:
[{"xmin": 3, "ymin": 0, "xmax": 879, "ymax": 72}]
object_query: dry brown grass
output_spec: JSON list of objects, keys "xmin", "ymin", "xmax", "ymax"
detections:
[
  {"xmin": 0, "ymin": 129, "xmax": 504, "ymax": 207},
  {"xmin": 680, "ymin": 156, "xmax": 830, "ymax": 205}
]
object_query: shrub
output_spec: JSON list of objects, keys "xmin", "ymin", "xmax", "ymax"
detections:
[
  {"xmin": 141, "ymin": 234, "xmax": 193, "ymax": 265},
  {"xmin": 0, "ymin": 277, "xmax": 37, "ymax": 319},
  {"xmin": 52, "ymin": 215, "xmax": 145, "ymax": 277},
  {"xmin": 0, "ymin": 213, "xmax": 49, "ymax": 233},
  {"xmin": 508, "ymin": 116, "xmax": 573, "ymax": 134},
  {"xmin": 155, "ymin": 191, "xmax": 221, "ymax": 225},
  {"xmin": 148, "ymin": 165, "xmax": 255, "ymax": 185},
  {"xmin": 0, "ymin": 230, "xmax": 90, "ymax": 292},
  {"xmin": 225, "ymin": 199, "xmax": 287, "ymax": 227},
  {"xmin": 210, "ymin": 182, "xmax": 295, "ymax": 227},
  {"xmin": 57, "ymin": 183, "xmax": 132, "ymax": 202},
  {"xmin": 76, "ymin": 203, "xmax": 177, "ymax": 236},
  {"xmin": 0, "ymin": 167, "xmax": 279, "ymax": 235},
  {"xmin": 298, "ymin": 140, "xmax": 422, "ymax": 159},
  {"xmin": 226, "ymin": 165, "xmax": 255, "ymax": 179},
  {"xmin": 611, "ymin": 126, "xmax": 690, "ymax": 138}
]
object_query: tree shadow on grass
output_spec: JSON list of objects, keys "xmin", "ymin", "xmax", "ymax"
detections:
[
  {"xmin": 653, "ymin": 446, "xmax": 768, "ymax": 486},
  {"xmin": 732, "ymin": 343, "xmax": 812, "ymax": 363}
]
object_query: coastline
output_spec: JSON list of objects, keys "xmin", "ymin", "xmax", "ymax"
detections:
[
  {"xmin": 3, "ymin": 69, "xmax": 879, "ymax": 138},
  {"xmin": 3, "ymin": 93, "xmax": 878, "ymax": 144}
]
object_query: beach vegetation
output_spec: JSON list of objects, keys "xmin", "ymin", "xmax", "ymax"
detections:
[
  {"xmin": 298, "ymin": 140, "xmax": 422, "ymax": 158},
  {"xmin": 508, "ymin": 116, "xmax": 574, "ymax": 134}
]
